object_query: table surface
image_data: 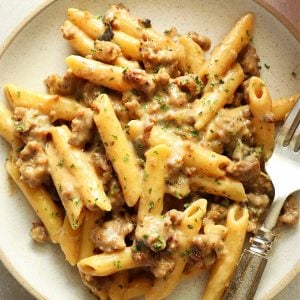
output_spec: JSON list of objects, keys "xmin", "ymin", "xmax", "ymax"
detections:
[{"xmin": 0, "ymin": 0, "xmax": 299, "ymax": 299}]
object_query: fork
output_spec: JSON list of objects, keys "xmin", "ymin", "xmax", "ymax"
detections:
[{"xmin": 223, "ymin": 98, "xmax": 300, "ymax": 300}]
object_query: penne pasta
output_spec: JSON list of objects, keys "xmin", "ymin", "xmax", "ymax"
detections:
[
  {"xmin": 193, "ymin": 63, "xmax": 244, "ymax": 130},
  {"xmin": 65, "ymin": 55, "xmax": 134, "ymax": 92},
  {"xmin": 50, "ymin": 125, "xmax": 111, "ymax": 211},
  {"xmin": 93, "ymin": 94, "xmax": 142, "ymax": 207},
  {"xmin": 77, "ymin": 247, "xmax": 139, "ymax": 276},
  {"xmin": 61, "ymin": 20, "xmax": 95, "ymax": 57},
  {"xmin": 183, "ymin": 141, "xmax": 231, "ymax": 178},
  {"xmin": 203, "ymin": 204, "xmax": 249, "ymax": 300},
  {"xmin": 4, "ymin": 84, "xmax": 83, "ymax": 121},
  {"xmin": 67, "ymin": 8, "xmax": 105, "ymax": 39},
  {"xmin": 203, "ymin": 13, "xmax": 253, "ymax": 82},
  {"xmin": 79, "ymin": 210, "xmax": 101, "ymax": 260},
  {"xmin": 137, "ymin": 144, "xmax": 171, "ymax": 223},
  {"xmin": 46, "ymin": 142, "xmax": 85, "ymax": 229},
  {"xmin": 0, "ymin": 103, "xmax": 22, "ymax": 148},
  {"xmin": 190, "ymin": 174, "xmax": 247, "ymax": 202},
  {"xmin": 272, "ymin": 93, "xmax": 300, "ymax": 122},
  {"xmin": 248, "ymin": 76, "xmax": 275, "ymax": 159},
  {"xmin": 59, "ymin": 215, "xmax": 83, "ymax": 266},
  {"xmin": 146, "ymin": 199, "xmax": 207, "ymax": 300},
  {"xmin": 6, "ymin": 158, "xmax": 63, "ymax": 243},
  {"xmin": 179, "ymin": 36, "xmax": 205, "ymax": 74}
]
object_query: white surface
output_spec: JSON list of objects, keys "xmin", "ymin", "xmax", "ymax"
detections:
[{"xmin": 0, "ymin": 0, "xmax": 299, "ymax": 299}]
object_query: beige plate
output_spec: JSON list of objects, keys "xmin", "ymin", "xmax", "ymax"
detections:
[{"xmin": 0, "ymin": 0, "xmax": 299, "ymax": 299}]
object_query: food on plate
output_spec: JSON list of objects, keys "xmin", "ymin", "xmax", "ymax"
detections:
[{"xmin": 0, "ymin": 3, "xmax": 299, "ymax": 299}]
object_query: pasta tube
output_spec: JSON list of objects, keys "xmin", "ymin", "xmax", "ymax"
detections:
[
  {"xmin": 193, "ymin": 63, "xmax": 244, "ymax": 130},
  {"xmin": 190, "ymin": 174, "xmax": 247, "ymax": 202},
  {"xmin": 46, "ymin": 142, "xmax": 85, "ymax": 229},
  {"xmin": 6, "ymin": 158, "xmax": 63, "ymax": 243},
  {"xmin": 137, "ymin": 144, "xmax": 171, "ymax": 223},
  {"xmin": 4, "ymin": 84, "xmax": 83, "ymax": 121},
  {"xmin": 77, "ymin": 247, "xmax": 139, "ymax": 276},
  {"xmin": 272, "ymin": 93, "xmax": 300, "ymax": 122},
  {"xmin": 248, "ymin": 76, "xmax": 275, "ymax": 159},
  {"xmin": 79, "ymin": 210, "xmax": 101, "ymax": 260},
  {"xmin": 59, "ymin": 215, "xmax": 83, "ymax": 266},
  {"xmin": 146, "ymin": 199, "xmax": 207, "ymax": 300},
  {"xmin": 203, "ymin": 13, "xmax": 254, "ymax": 81},
  {"xmin": 65, "ymin": 55, "xmax": 134, "ymax": 92},
  {"xmin": 183, "ymin": 141, "xmax": 231, "ymax": 178},
  {"xmin": 61, "ymin": 20, "xmax": 95, "ymax": 57},
  {"xmin": 50, "ymin": 125, "xmax": 111, "ymax": 211},
  {"xmin": 93, "ymin": 94, "xmax": 142, "ymax": 207},
  {"xmin": 0, "ymin": 103, "xmax": 22, "ymax": 148},
  {"xmin": 203, "ymin": 204, "xmax": 249, "ymax": 300}
]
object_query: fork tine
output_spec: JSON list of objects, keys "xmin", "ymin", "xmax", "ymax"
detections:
[
  {"xmin": 276, "ymin": 99, "xmax": 300, "ymax": 146},
  {"xmin": 292, "ymin": 122, "xmax": 300, "ymax": 152}
]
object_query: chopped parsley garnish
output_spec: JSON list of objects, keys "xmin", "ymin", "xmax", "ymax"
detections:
[
  {"xmin": 57, "ymin": 159, "xmax": 64, "ymax": 168},
  {"xmin": 123, "ymin": 153, "xmax": 129, "ymax": 162},
  {"xmin": 264, "ymin": 63, "xmax": 270, "ymax": 69},
  {"xmin": 149, "ymin": 201, "xmax": 154, "ymax": 210},
  {"xmin": 113, "ymin": 260, "xmax": 122, "ymax": 269}
]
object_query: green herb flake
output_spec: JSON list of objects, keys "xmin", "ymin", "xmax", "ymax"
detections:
[
  {"xmin": 123, "ymin": 153, "xmax": 129, "ymax": 162},
  {"xmin": 264, "ymin": 63, "xmax": 270, "ymax": 69},
  {"xmin": 122, "ymin": 67, "xmax": 128, "ymax": 74},
  {"xmin": 57, "ymin": 159, "xmax": 64, "ymax": 168},
  {"xmin": 148, "ymin": 188, "xmax": 152, "ymax": 195},
  {"xmin": 149, "ymin": 201, "xmax": 154, "ymax": 210},
  {"xmin": 190, "ymin": 129, "xmax": 198, "ymax": 138},
  {"xmin": 112, "ymin": 135, "xmax": 118, "ymax": 140},
  {"xmin": 113, "ymin": 260, "xmax": 122, "ymax": 269},
  {"xmin": 187, "ymin": 224, "xmax": 193, "ymax": 229}
]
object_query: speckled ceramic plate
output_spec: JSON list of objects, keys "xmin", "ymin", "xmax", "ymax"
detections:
[{"xmin": 0, "ymin": 1, "xmax": 299, "ymax": 299}]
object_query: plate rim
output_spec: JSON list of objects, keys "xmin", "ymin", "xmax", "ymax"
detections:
[{"xmin": 0, "ymin": 0, "xmax": 299, "ymax": 299}]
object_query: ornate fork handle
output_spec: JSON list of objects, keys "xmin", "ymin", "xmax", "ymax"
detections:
[{"xmin": 223, "ymin": 227, "xmax": 276, "ymax": 300}]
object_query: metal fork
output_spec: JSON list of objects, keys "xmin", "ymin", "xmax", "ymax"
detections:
[{"xmin": 223, "ymin": 98, "xmax": 300, "ymax": 300}]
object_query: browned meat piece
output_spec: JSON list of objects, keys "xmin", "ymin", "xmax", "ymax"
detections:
[
  {"xmin": 13, "ymin": 107, "xmax": 51, "ymax": 144},
  {"xmin": 226, "ymin": 155, "xmax": 260, "ymax": 182},
  {"xmin": 165, "ymin": 209, "xmax": 183, "ymax": 225},
  {"xmin": 151, "ymin": 256, "xmax": 175, "ymax": 278},
  {"xmin": 187, "ymin": 32, "xmax": 211, "ymax": 51},
  {"xmin": 190, "ymin": 222, "xmax": 227, "ymax": 268},
  {"xmin": 81, "ymin": 82, "xmax": 104, "ymax": 105},
  {"xmin": 167, "ymin": 84, "xmax": 188, "ymax": 107},
  {"xmin": 279, "ymin": 195, "xmax": 299, "ymax": 225},
  {"xmin": 92, "ymin": 40, "xmax": 121, "ymax": 63},
  {"xmin": 91, "ymin": 215, "xmax": 134, "ymax": 252},
  {"xmin": 135, "ymin": 216, "xmax": 172, "ymax": 252},
  {"xmin": 174, "ymin": 75, "xmax": 203, "ymax": 98},
  {"xmin": 124, "ymin": 69, "xmax": 156, "ymax": 96},
  {"xmin": 106, "ymin": 179, "xmax": 125, "ymax": 210},
  {"xmin": 238, "ymin": 45, "xmax": 260, "ymax": 77},
  {"xmin": 247, "ymin": 193, "xmax": 270, "ymax": 232},
  {"xmin": 68, "ymin": 108, "xmax": 94, "ymax": 148},
  {"xmin": 16, "ymin": 141, "xmax": 49, "ymax": 187},
  {"xmin": 124, "ymin": 99, "xmax": 141, "ymax": 119},
  {"xmin": 140, "ymin": 39, "xmax": 182, "ymax": 77},
  {"xmin": 90, "ymin": 145, "xmax": 113, "ymax": 184},
  {"xmin": 44, "ymin": 71, "xmax": 84, "ymax": 96},
  {"xmin": 205, "ymin": 204, "xmax": 228, "ymax": 223},
  {"xmin": 203, "ymin": 106, "xmax": 252, "ymax": 153},
  {"xmin": 80, "ymin": 272, "xmax": 112, "ymax": 299},
  {"xmin": 61, "ymin": 20, "xmax": 75, "ymax": 40},
  {"xmin": 30, "ymin": 222, "xmax": 49, "ymax": 243}
]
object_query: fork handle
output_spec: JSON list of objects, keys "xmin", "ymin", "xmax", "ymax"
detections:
[{"xmin": 223, "ymin": 249, "xmax": 268, "ymax": 300}]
